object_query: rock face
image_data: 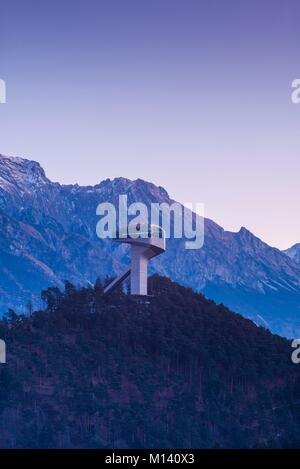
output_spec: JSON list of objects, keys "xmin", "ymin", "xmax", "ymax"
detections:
[
  {"xmin": 284, "ymin": 244, "xmax": 300, "ymax": 264},
  {"xmin": 0, "ymin": 154, "xmax": 300, "ymax": 337}
]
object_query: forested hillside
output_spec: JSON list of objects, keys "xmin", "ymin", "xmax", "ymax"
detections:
[{"xmin": 0, "ymin": 275, "xmax": 299, "ymax": 448}]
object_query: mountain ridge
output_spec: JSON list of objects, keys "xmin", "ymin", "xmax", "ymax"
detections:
[
  {"xmin": 0, "ymin": 153, "xmax": 299, "ymax": 337},
  {"xmin": 284, "ymin": 243, "xmax": 300, "ymax": 264}
]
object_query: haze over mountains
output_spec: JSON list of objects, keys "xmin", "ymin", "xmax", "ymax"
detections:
[{"xmin": 0, "ymin": 154, "xmax": 299, "ymax": 337}]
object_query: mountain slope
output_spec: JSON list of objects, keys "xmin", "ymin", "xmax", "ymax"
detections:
[
  {"xmin": 1, "ymin": 275, "xmax": 300, "ymax": 448},
  {"xmin": 0, "ymin": 154, "xmax": 300, "ymax": 337},
  {"xmin": 284, "ymin": 244, "xmax": 300, "ymax": 264}
]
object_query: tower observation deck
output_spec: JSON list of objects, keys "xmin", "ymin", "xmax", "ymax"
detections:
[{"xmin": 104, "ymin": 224, "xmax": 166, "ymax": 296}]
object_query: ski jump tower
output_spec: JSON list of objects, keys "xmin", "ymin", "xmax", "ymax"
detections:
[{"xmin": 104, "ymin": 224, "xmax": 166, "ymax": 296}]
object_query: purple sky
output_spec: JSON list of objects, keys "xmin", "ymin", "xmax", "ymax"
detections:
[{"xmin": 0, "ymin": 0, "xmax": 299, "ymax": 249}]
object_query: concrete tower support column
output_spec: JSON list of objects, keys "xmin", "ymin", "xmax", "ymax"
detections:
[
  {"xmin": 103, "ymin": 225, "xmax": 165, "ymax": 297},
  {"xmin": 130, "ymin": 245, "xmax": 148, "ymax": 295}
]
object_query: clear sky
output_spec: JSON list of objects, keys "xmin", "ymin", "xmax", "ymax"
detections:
[{"xmin": 0, "ymin": 0, "xmax": 299, "ymax": 249}]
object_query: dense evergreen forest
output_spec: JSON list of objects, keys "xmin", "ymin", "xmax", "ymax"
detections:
[{"xmin": 0, "ymin": 275, "xmax": 299, "ymax": 448}]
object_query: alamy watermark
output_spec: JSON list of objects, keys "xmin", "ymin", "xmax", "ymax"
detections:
[
  {"xmin": 291, "ymin": 339, "xmax": 300, "ymax": 364},
  {"xmin": 96, "ymin": 195, "xmax": 204, "ymax": 249},
  {"xmin": 0, "ymin": 79, "xmax": 6, "ymax": 104},
  {"xmin": 0, "ymin": 339, "xmax": 6, "ymax": 364},
  {"xmin": 291, "ymin": 79, "xmax": 300, "ymax": 104}
]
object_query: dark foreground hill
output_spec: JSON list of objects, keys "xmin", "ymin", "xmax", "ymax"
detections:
[{"xmin": 0, "ymin": 276, "xmax": 300, "ymax": 448}]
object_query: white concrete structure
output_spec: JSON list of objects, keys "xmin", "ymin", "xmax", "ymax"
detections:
[{"xmin": 104, "ymin": 224, "xmax": 165, "ymax": 296}]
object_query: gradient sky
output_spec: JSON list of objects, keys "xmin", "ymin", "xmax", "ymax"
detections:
[{"xmin": 0, "ymin": 0, "xmax": 299, "ymax": 249}]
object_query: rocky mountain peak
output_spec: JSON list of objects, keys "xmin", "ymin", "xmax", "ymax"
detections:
[{"xmin": 0, "ymin": 154, "xmax": 49, "ymax": 192}]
